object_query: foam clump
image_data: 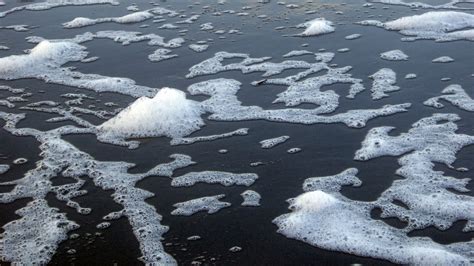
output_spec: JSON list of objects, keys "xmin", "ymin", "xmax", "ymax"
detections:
[
  {"xmin": 380, "ymin": 49, "xmax": 408, "ymax": 61},
  {"xmin": 171, "ymin": 194, "xmax": 231, "ymax": 216},
  {"xmin": 370, "ymin": 0, "xmax": 474, "ymax": 10},
  {"xmin": 189, "ymin": 44, "xmax": 209, "ymax": 52},
  {"xmin": 345, "ymin": 33, "xmax": 361, "ymax": 40},
  {"xmin": 303, "ymin": 168, "xmax": 362, "ymax": 192},
  {"xmin": 296, "ymin": 18, "xmax": 335, "ymax": 36},
  {"xmin": 358, "ymin": 11, "xmax": 474, "ymax": 42},
  {"xmin": 171, "ymin": 171, "xmax": 258, "ymax": 187},
  {"xmin": 424, "ymin": 84, "xmax": 474, "ymax": 111},
  {"xmin": 0, "ymin": 199, "xmax": 79, "ymax": 265},
  {"xmin": 148, "ymin": 48, "xmax": 178, "ymax": 62},
  {"xmin": 98, "ymin": 88, "xmax": 204, "ymax": 146},
  {"xmin": 187, "ymin": 77, "xmax": 409, "ymax": 129},
  {"xmin": 369, "ymin": 68, "xmax": 400, "ymax": 100},
  {"xmin": 63, "ymin": 8, "xmax": 177, "ymax": 28},
  {"xmin": 273, "ymin": 190, "xmax": 472, "ymax": 265},
  {"xmin": 0, "ymin": 40, "xmax": 157, "ymax": 97},
  {"xmin": 240, "ymin": 190, "xmax": 261, "ymax": 206},
  {"xmin": 355, "ymin": 114, "xmax": 474, "ymax": 231},
  {"xmin": 260, "ymin": 135, "xmax": 290, "ymax": 149},
  {"xmin": 170, "ymin": 128, "xmax": 248, "ymax": 146},
  {"xmin": 432, "ymin": 56, "xmax": 454, "ymax": 63},
  {"xmin": 0, "ymin": 164, "xmax": 9, "ymax": 174},
  {"xmin": 0, "ymin": 0, "xmax": 119, "ymax": 18}
]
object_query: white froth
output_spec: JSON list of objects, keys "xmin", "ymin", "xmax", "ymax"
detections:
[
  {"xmin": 171, "ymin": 171, "xmax": 258, "ymax": 187},
  {"xmin": 380, "ymin": 49, "xmax": 409, "ymax": 61},
  {"xmin": 63, "ymin": 8, "xmax": 177, "ymax": 28},
  {"xmin": 296, "ymin": 18, "xmax": 335, "ymax": 36},
  {"xmin": 432, "ymin": 56, "xmax": 454, "ymax": 63},
  {"xmin": 148, "ymin": 48, "xmax": 178, "ymax": 62},
  {"xmin": 359, "ymin": 11, "xmax": 474, "ymax": 42},
  {"xmin": 0, "ymin": 0, "xmax": 119, "ymax": 18},
  {"xmin": 345, "ymin": 33, "xmax": 362, "ymax": 40},
  {"xmin": 260, "ymin": 135, "xmax": 290, "ymax": 149},
  {"xmin": 369, "ymin": 68, "xmax": 400, "ymax": 100},
  {"xmin": 98, "ymin": 88, "xmax": 204, "ymax": 147},
  {"xmin": 189, "ymin": 44, "xmax": 209, "ymax": 53},
  {"xmin": 170, "ymin": 128, "xmax": 248, "ymax": 146},
  {"xmin": 171, "ymin": 194, "xmax": 231, "ymax": 216},
  {"xmin": 0, "ymin": 164, "xmax": 9, "ymax": 174},
  {"xmin": 240, "ymin": 190, "xmax": 261, "ymax": 206},
  {"xmin": 424, "ymin": 84, "xmax": 474, "ymax": 111}
]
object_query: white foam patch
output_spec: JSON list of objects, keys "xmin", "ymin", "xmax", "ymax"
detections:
[
  {"xmin": 188, "ymin": 78, "xmax": 410, "ymax": 128},
  {"xmin": 189, "ymin": 44, "xmax": 209, "ymax": 52},
  {"xmin": 170, "ymin": 128, "xmax": 248, "ymax": 146},
  {"xmin": 405, "ymin": 73, "xmax": 417, "ymax": 79},
  {"xmin": 303, "ymin": 168, "xmax": 362, "ymax": 192},
  {"xmin": 176, "ymin": 15, "xmax": 200, "ymax": 24},
  {"xmin": 380, "ymin": 49, "xmax": 409, "ymax": 61},
  {"xmin": 274, "ymin": 190, "xmax": 472, "ymax": 265},
  {"xmin": 0, "ymin": 164, "xmax": 9, "ymax": 174},
  {"xmin": 260, "ymin": 135, "xmax": 290, "ymax": 149},
  {"xmin": 355, "ymin": 114, "xmax": 474, "ymax": 232},
  {"xmin": 0, "ymin": 40, "xmax": 157, "ymax": 97},
  {"xmin": 358, "ymin": 11, "xmax": 474, "ymax": 42},
  {"xmin": 63, "ymin": 8, "xmax": 177, "ymax": 28},
  {"xmin": 171, "ymin": 194, "xmax": 231, "ymax": 216},
  {"xmin": 148, "ymin": 48, "xmax": 178, "ymax": 62},
  {"xmin": 171, "ymin": 171, "xmax": 258, "ymax": 187},
  {"xmin": 345, "ymin": 33, "xmax": 362, "ymax": 40},
  {"xmin": 296, "ymin": 18, "xmax": 335, "ymax": 36},
  {"xmin": 0, "ymin": 109, "xmax": 196, "ymax": 264},
  {"xmin": 0, "ymin": 199, "xmax": 79, "ymax": 265},
  {"xmin": 424, "ymin": 84, "xmax": 474, "ymax": 111},
  {"xmin": 369, "ymin": 68, "xmax": 400, "ymax": 100},
  {"xmin": 0, "ymin": 0, "xmax": 119, "ymax": 18},
  {"xmin": 240, "ymin": 190, "xmax": 261, "ymax": 206},
  {"xmin": 432, "ymin": 56, "xmax": 455, "ymax": 63},
  {"xmin": 200, "ymin": 22, "xmax": 214, "ymax": 31},
  {"xmin": 283, "ymin": 50, "xmax": 313, "ymax": 58},
  {"xmin": 370, "ymin": 0, "xmax": 474, "ymax": 10},
  {"xmin": 98, "ymin": 88, "xmax": 204, "ymax": 147},
  {"xmin": 0, "ymin": 25, "xmax": 29, "ymax": 32}
]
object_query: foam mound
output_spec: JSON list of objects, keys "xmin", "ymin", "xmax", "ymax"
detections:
[
  {"xmin": 358, "ymin": 11, "xmax": 474, "ymax": 42},
  {"xmin": 98, "ymin": 88, "xmax": 204, "ymax": 144},
  {"xmin": 296, "ymin": 18, "xmax": 335, "ymax": 36}
]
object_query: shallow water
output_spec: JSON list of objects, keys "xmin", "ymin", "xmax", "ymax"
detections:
[{"xmin": 0, "ymin": 0, "xmax": 473, "ymax": 265}]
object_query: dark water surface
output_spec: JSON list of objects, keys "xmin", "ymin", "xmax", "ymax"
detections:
[{"xmin": 0, "ymin": 0, "xmax": 473, "ymax": 265}]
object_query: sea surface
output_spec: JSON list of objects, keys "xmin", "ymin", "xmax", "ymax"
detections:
[{"xmin": 0, "ymin": 0, "xmax": 473, "ymax": 265}]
